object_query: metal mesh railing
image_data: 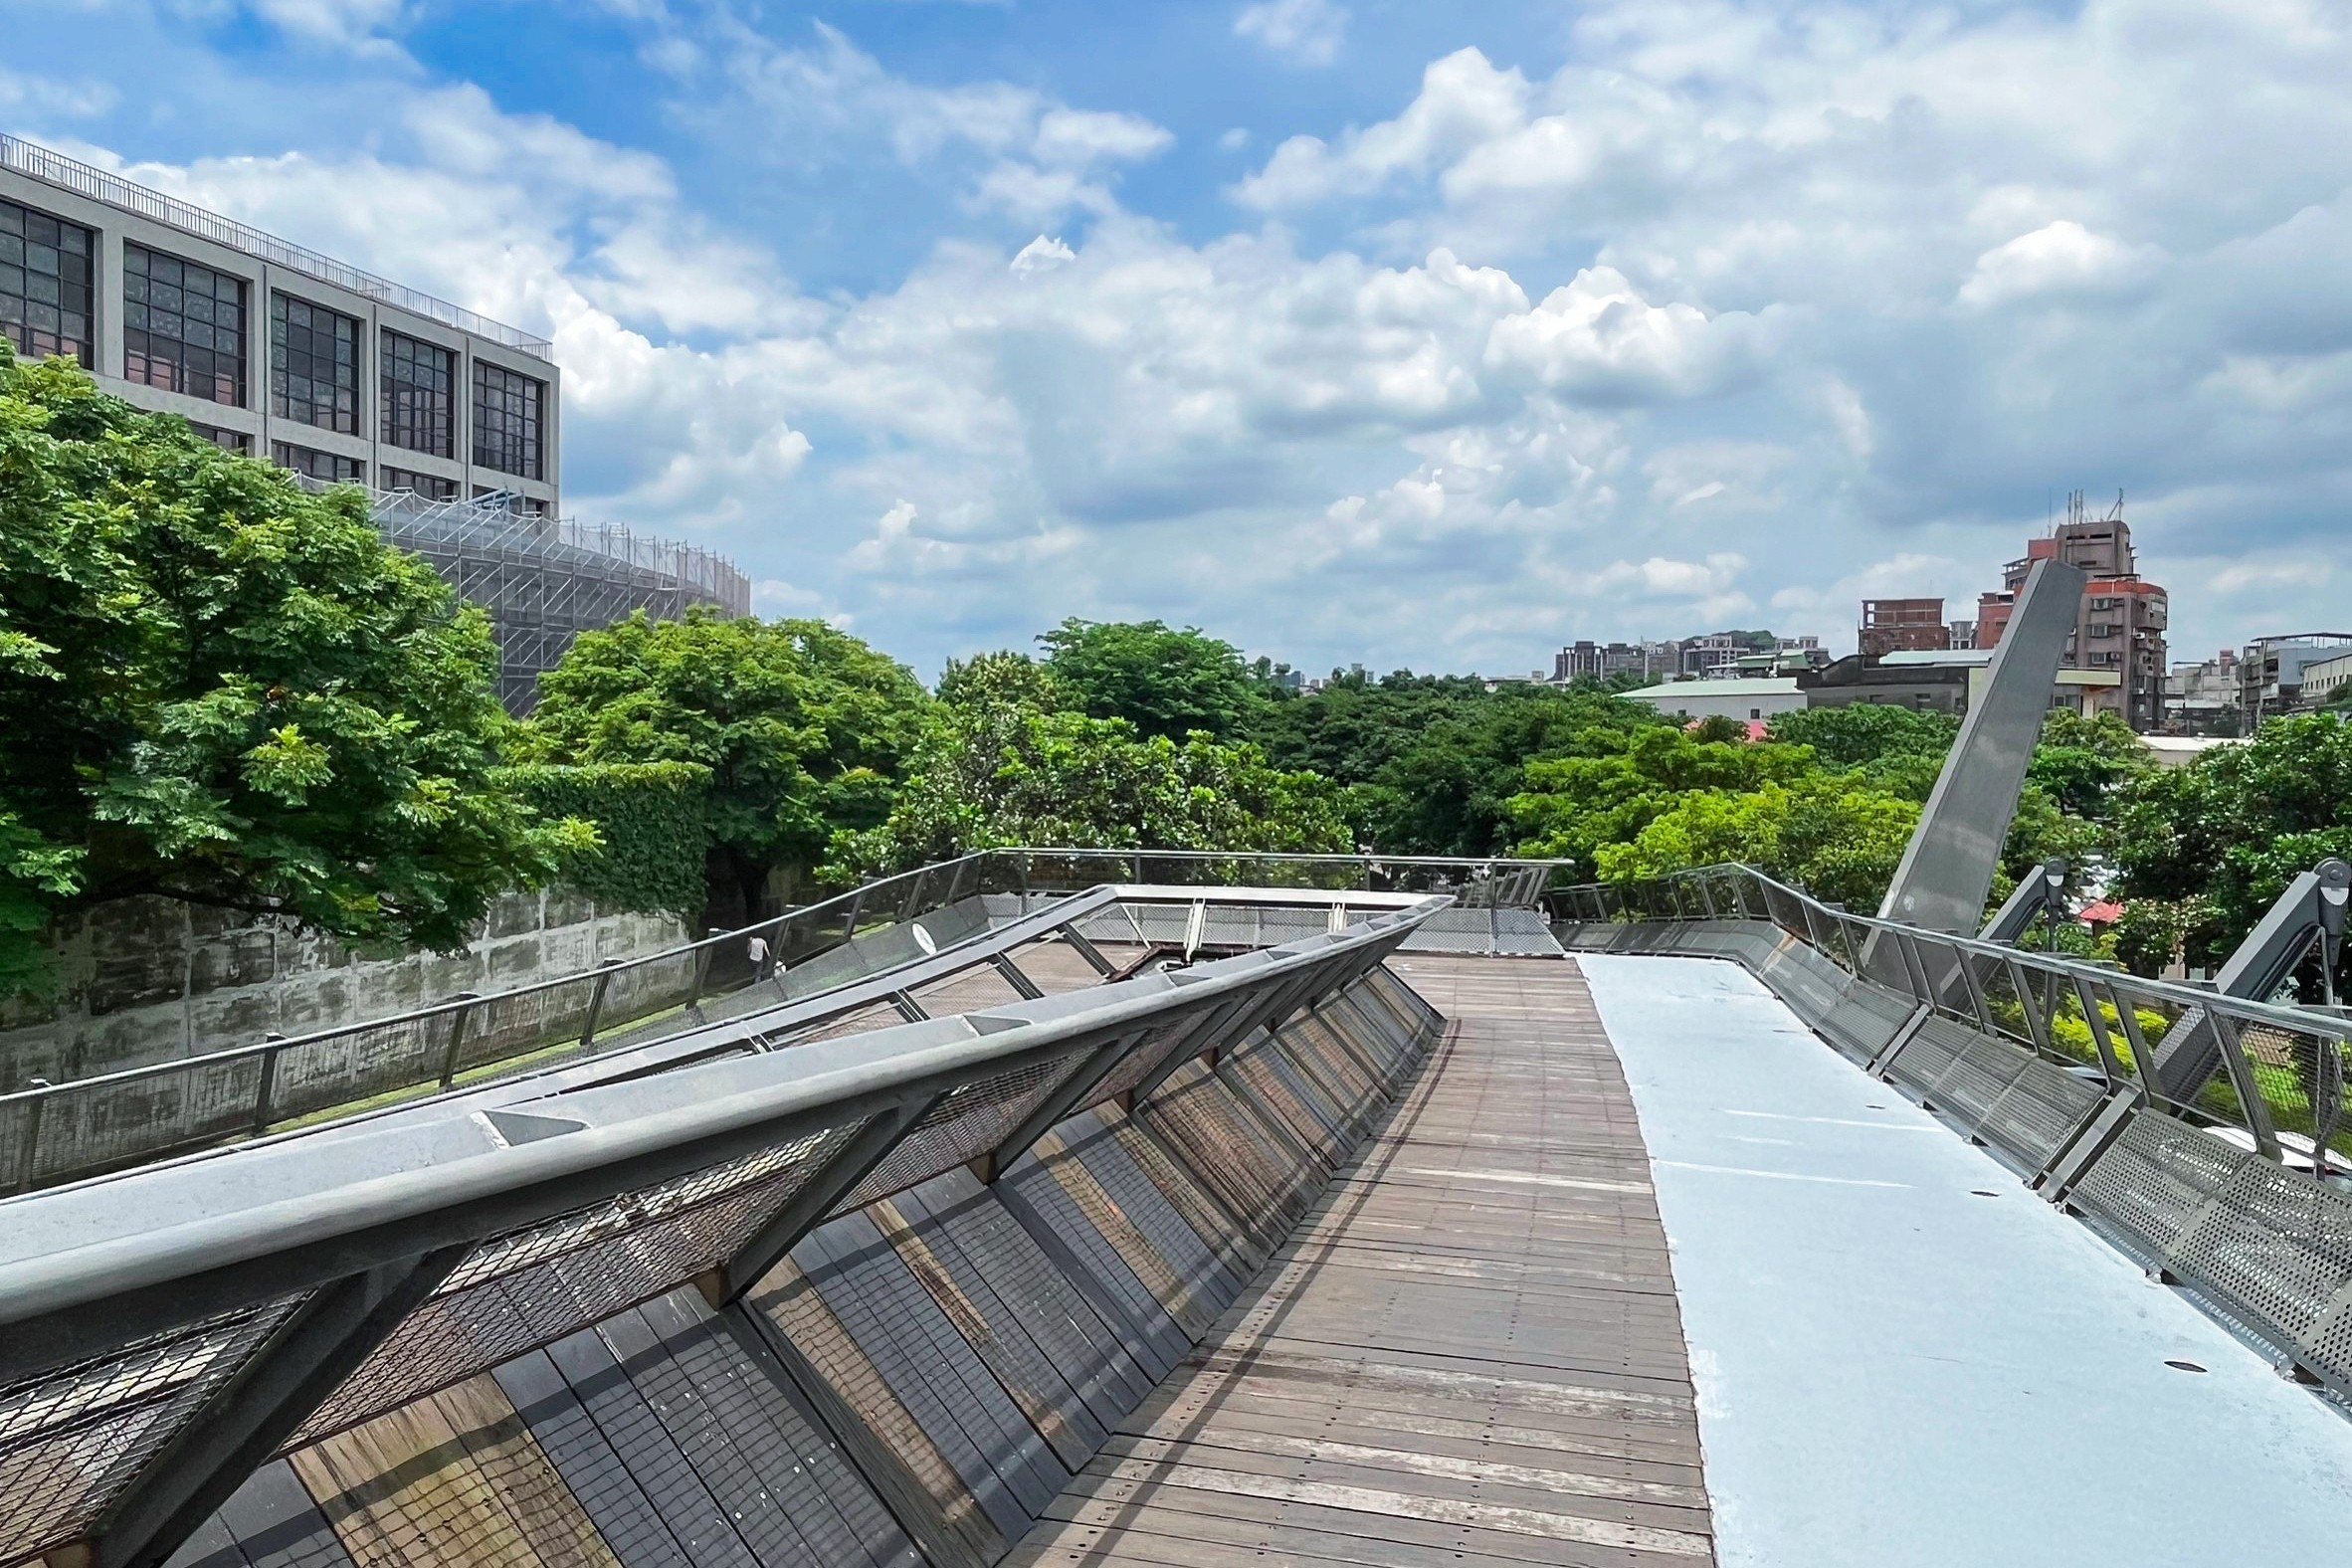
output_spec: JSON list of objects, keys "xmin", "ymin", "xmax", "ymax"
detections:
[
  {"xmin": 0, "ymin": 851, "xmax": 1563, "ymax": 1194},
  {"xmin": 0, "ymin": 890, "xmax": 1442, "ymax": 1567}
]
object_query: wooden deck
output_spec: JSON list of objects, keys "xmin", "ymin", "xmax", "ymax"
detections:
[{"xmin": 1007, "ymin": 956, "xmax": 1715, "ymax": 1568}]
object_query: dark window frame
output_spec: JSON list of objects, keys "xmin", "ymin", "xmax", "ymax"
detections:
[
  {"xmin": 381, "ymin": 465, "xmax": 459, "ymax": 500},
  {"xmin": 471, "ymin": 358, "xmax": 545, "ymax": 481},
  {"xmin": 123, "ymin": 243, "xmax": 249, "ymax": 407},
  {"xmin": 380, "ymin": 328, "xmax": 456, "ymax": 458},
  {"xmin": 0, "ymin": 196, "xmax": 96, "ymax": 364},
  {"xmin": 271, "ymin": 292, "xmax": 362, "ymax": 434},
  {"xmin": 272, "ymin": 441, "xmax": 364, "ymax": 483}
]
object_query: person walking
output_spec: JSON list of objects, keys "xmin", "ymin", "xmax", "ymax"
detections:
[{"xmin": 747, "ymin": 930, "xmax": 775, "ymax": 984}]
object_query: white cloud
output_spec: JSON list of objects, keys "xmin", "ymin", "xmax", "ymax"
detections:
[
  {"xmin": 1956, "ymin": 221, "xmax": 2161, "ymax": 310},
  {"xmin": 1233, "ymin": 0, "xmax": 1349, "ymax": 68},
  {"xmin": 30, "ymin": 0, "xmax": 2352, "ymax": 673},
  {"xmin": 1485, "ymin": 268, "xmax": 1758, "ymax": 403}
]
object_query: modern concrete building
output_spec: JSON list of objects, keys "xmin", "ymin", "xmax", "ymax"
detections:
[
  {"xmin": 1, "ymin": 134, "xmax": 749, "ymax": 711},
  {"xmin": 1, "ymin": 133, "xmax": 559, "ymax": 514},
  {"xmin": 1554, "ymin": 638, "xmax": 1681, "ymax": 682},
  {"xmin": 2240, "ymin": 633, "xmax": 2352, "ymax": 722}
]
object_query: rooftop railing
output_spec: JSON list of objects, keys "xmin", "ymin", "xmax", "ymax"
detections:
[{"xmin": 1, "ymin": 132, "xmax": 555, "ymax": 359}]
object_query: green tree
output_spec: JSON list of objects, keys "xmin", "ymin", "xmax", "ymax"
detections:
[
  {"xmin": 2110, "ymin": 713, "xmax": 2352, "ymax": 978},
  {"xmin": 2026, "ymin": 708, "xmax": 2151, "ymax": 818},
  {"xmin": 1596, "ymin": 775, "xmax": 1921, "ymax": 909},
  {"xmin": 1507, "ymin": 726, "xmax": 1820, "ymax": 878},
  {"xmin": 0, "ymin": 347, "xmax": 584, "ymax": 995},
  {"xmin": 831, "ymin": 655, "xmax": 1349, "ymax": 874},
  {"xmin": 1038, "ymin": 618, "xmax": 1272, "ymax": 741},
  {"xmin": 1767, "ymin": 703, "xmax": 1957, "ymax": 768},
  {"xmin": 522, "ymin": 610, "xmax": 931, "ymax": 922}
]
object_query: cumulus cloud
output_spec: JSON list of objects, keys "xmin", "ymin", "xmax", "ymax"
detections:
[
  {"xmin": 1233, "ymin": 0, "xmax": 1349, "ymax": 67},
  {"xmin": 29, "ymin": 0, "xmax": 2352, "ymax": 672},
  {"xmin": 1956, "ymin": 221, "xmax": 2162, "ymax": 310}
]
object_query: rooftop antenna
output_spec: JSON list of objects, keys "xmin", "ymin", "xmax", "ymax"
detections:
[{"xmin": 2104, "ymin": 488, "xmax": 2125, "ymax": 522}]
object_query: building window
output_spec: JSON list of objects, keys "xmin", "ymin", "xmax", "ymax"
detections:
[
  {"xmin": 124, "ymin": 245, "xmax": 247, "ymax": 405},
  {"xmin": 190, "ymin": 422, "xmax": 251, "ymax": 454},
  {"xmin": 273, "ymin": 442, "xmax": 363, "ymax": 483},
  {"xmin": 0, "ymin": 198, "xmax": 95, "ymax": 364},
  {"xmin": 381, "ymin": 466, "xmax": 459, "ymax": 499},
  {"xmin": 272, "ymin": 294, "xmax": 360, "ymax": 434},
  {"xmin": 381, "ymin": 330, "xmax": 455, "ymax": 457},
  {"xmin": 472, "ymin": 359, "xmax": 544, "ymax": 480}
]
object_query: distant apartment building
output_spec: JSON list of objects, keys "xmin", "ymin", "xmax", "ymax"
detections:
[
  {"xmin": 2239, "ymin": 634, "xmax": 2352, "ymax": 722},
  {"xmin": 0, "ymin": 135, "xmax": 747, "ymax": 710},
  {"xmin": 2165, "ymin": 649, "xmax": 2245, "ymax": 735},
  {"xmin": 1677, "ymin": 633, "xmax": 1752, "ymax": 680},
  {"xmin": 1859, "ymin": 598, "xmax": 1951, "ymax": 657},
  {"xmin": 1948, "ymin": 620, "xmax": 1978, "ymax": 650},
  {"xmin": 1554, "ymin": 640, "xmax": 1681, "ymax": 683},
  {"xmin": 1975, "ymin": 493, "xmax": 2168, "ymax": 730}
]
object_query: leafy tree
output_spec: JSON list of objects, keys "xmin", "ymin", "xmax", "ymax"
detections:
[
  {"xmin": 0, "ymin": 347, "xmax": 584, "ymax": 995},
  {"xmin": 2110, "ymin": 713, "xmax": 2352, "ymax": 979},
  {"xmin": 2026, "ymin": 708, "xmax": 2151, "ymax": 818},
  {"xmin": 1596, "ymin": 775, "xmax": 1921, "ymax": 909},
  {"xmin": 830, "ymin": 653, "xmax": 1349, "ymax": 874},
  {"xmin": 1038, "ymin": 618, "xmax": 1271, "ymax": 741},
  {"xmin": 1508, "ymin": 727, "xmax": 1821, "ymax": 878},
  {"xmin": 1358, "ymin": 691, "xmax": 1666, "ymax": 856},
  {"xmin": 1768, "ymin": 703, "xmax": 1956, "ymax": 768},
  {"xmin": 522, "ymin": 610, "xmax": 930, "ymax": 923}
]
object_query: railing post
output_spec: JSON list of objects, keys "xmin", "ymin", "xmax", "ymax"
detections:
[
  {"xmin": 15, "ymin": 1079, "xmax": 49, "ymax": 1196},
  {"xmin": 684, "ymin": 939, "xmax": 717, "ymax": 1017},
  {"xmin": 2209, "ymin": 1009, "xmax": 2283, "ymax": 1161},
  {"xmin": 435, "ymin": 998, "xmax": 480, "ymax": 1088},
  {"xmin": 579, "ymin": 959, "xmax": 626, "ymax": 1051},
  {"xmin": 251, "ymin": 1041, "xmax": 287, "ymax": 1135}
]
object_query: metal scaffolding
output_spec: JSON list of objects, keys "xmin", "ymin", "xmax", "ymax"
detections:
[{"xmin": 318, "ymin": 483, "xmax": 754, "ymax": 712}]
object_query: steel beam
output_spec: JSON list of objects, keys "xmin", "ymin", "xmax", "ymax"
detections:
[
  {"xmin": 1876, "ymin": 558, "xmax": 2086, "ymax": 935},
  {"xmin": 975, "ymin": 1027, "xmax": 1151, "ymax": 1183},
  {"xmin": 85, "ymin": 1247, "xmax": 467, "ymax": 1568},
  {"xmin": 708, "ymin": 1095, "xmax": 939, "ymax": 1302}
]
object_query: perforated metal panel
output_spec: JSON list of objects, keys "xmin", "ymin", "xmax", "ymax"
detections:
[
  {"xmin": 294, "ymin": 1122, "xmax": 859, "ymax": 1446},
  {"xmin": 0, "ymin": 1298, "xmax": 304, "ymax": 1562},
  {"xmin": 840, "ymin": 1049, "xmax": 1094, "ymax": 1214}
]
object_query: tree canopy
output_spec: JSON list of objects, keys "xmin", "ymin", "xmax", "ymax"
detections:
[
  {"xmin": 2109, "ymin": 713, "xmax": 2352, "ymax": 976},
  {"xmin": 0, "ymin": 346, "xmax": 585, "ymax": 994},
  {"xmin": 830, "ymin": 651, "xmax": 1349, "ymax": 876},
  {"xmin": 1038, "ymin": 617, "xmax": 1271, "ymax": 741},
  {"xmin": 522, "ymin": 610, "xmax": 930, "ymax": 921}
]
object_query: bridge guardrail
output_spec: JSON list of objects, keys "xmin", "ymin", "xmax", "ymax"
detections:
[
  {"xmin": 0, "ymin": 892, "xmax": 1447, "ymax": 1568},
  {"xmin": 0, "ymin": 850, "xmax": 1570, "ymax": 1194},
  {"xmin": 1555, "ymin": 864, "xmax": 2352, "ymax": 1403}
]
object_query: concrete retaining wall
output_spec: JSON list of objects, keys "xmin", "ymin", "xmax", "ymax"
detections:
[{"xmin": 0, "ymin": 890, "xmax": 686, "ymax": 1090}]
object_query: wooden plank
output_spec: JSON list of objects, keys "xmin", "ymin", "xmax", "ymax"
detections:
[
  {"xmin": 212, "ymin": 1459, "xmax": 357, "ymax": 1568},
  {"xmin": 291, "ymin": 1378, "xmax": 547, "ymax": 1568},
  {"xmin": 999, "ymin": 960, "xmax": 1719, "ymax": 1568}
]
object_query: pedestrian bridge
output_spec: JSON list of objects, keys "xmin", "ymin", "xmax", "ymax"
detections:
[{"xmin": 3, "ymin": 858, "xmax": 2349, "ymax": 1568}]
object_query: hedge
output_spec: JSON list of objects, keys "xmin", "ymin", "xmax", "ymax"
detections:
[{"xmin": 497, "ymin": 762, "xmax": 711, "ymax": 917}]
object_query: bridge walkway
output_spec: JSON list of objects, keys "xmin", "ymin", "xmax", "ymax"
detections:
[{"xmin": 1007, "ymin": 955, "xmax": 1714, "ymax": 1568}]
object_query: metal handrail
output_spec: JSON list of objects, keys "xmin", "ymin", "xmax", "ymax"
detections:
[
  {"xmin": 0, "ymin": 133, "xmax": 555, "ymax": 357},
  {"xmin": 0, "ymin": 893, "xmax": 1442, "ymax": 1568},
  {"xmin": 0, "ymin": 848, "xmax": 1559, "ymax": 1193},
  {"xmin": 1555, "ymin": 863, "xmax": 2352, "ymax": 1176}
]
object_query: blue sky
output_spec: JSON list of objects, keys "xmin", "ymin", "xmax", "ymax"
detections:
[{"xmin": 3, "ymin": 0, "xmax": 2347, "ymax": 678}]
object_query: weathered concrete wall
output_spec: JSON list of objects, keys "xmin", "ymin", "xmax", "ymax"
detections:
[{"xmin": 0, "ymin": 890, "xmax": 688, "ymax": 1089}]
